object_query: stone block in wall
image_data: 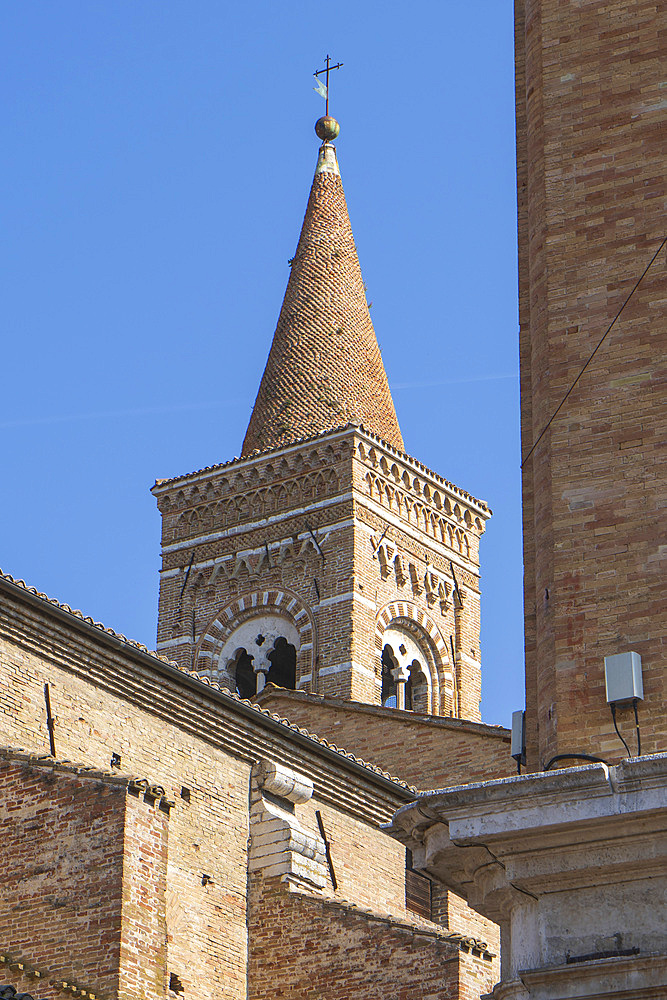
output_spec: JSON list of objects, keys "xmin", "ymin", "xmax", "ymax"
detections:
[{"xmin": 249, "ymin": 759, "xmax": 327, "ymax": 890}]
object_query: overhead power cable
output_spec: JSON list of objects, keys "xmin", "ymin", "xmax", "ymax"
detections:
[{"xmin": 521, "ymin": 235, "xmax": 666, "ymax": 468}]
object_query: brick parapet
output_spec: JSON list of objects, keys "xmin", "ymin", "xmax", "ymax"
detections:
[
  {"xmin": 0, "ymin": 756, "xmax": 169, "ymax": 1000},
  {"xmin": 248, "ymin": 872, "xmax": 497, "ymax": 1000}
]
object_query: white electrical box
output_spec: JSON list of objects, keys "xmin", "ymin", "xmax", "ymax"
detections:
[
  {"xmin": 604, "ymin": 651, "xmax": 644, "ymax": 704},
  {"xmin": 511, "ymin": 709, "xmax": 526, "ymax": 759}
]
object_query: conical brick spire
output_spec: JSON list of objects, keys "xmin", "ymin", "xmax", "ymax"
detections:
[{"xmin": 241, "ymin": 141, "xmax": 404, "ymax": 456}]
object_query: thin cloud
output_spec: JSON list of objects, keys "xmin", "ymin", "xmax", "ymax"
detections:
[
  {"xmin": 0, "ymin": 399, "xmax": 241, "ymax": 430},
  {"xmin": 391, "ymin": 373, "xmax": 518, "ymax": 390}
]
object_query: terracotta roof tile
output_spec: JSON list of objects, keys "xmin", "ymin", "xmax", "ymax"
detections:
[
  {"xmin": 0, "ymin": 570, "xmax": 414, "ymax": 793},
  {"xmin": 0, "ymin": 569, "xmax": 177, "ymax": 665}
]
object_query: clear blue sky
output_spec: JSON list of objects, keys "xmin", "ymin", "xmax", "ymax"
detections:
[{"xmin": 1, "ymin": 2, "xmax": 523, "ymax": 727}]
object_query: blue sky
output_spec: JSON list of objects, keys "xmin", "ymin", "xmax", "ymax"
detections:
[{"xmin": 1, "ymin": 2, "xmax": 523, "ymax": 727}]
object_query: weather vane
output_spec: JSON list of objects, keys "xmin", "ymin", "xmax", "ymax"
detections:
[{"xmin": 313, "ymin": 54, "xmax": 343, "ymax": 143}]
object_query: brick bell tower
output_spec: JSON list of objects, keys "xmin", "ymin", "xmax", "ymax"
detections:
[{"xmin": 153, "ymin": 112, "xmax": 491, "ymax": 720}]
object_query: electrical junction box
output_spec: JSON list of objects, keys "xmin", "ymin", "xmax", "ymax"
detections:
[
  {"xmin": 511, "ymin": 709, "xmax": 526, "ymax": 759},
  {"xmin": 604, "ymin": 651, "xmax": 644, "ymax": 704}
]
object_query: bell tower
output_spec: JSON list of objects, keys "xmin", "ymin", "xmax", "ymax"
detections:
[{"xmin": 153, "ymin": 111, "xmax": 491, "ymax": 720}]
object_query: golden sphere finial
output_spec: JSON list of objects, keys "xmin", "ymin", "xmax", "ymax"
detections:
[{"xmin": 315, "ymin": 116, "xmax": 340, "ymax": 142}]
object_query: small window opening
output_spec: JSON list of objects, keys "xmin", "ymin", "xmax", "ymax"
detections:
[
  {"xmin": 110, "ymin": 752, "xmax": 121, "ymax": 769},
  {"xmin": 180, "ymin": 786, "xmax": 191, "ymax": 803},
  {"xmin": 169, "ymin": 972, "xmax": 185, "ymax": 994},
  {"xmin": 405, "ymin": 848, "xmax": 433, "ymax": 921}
]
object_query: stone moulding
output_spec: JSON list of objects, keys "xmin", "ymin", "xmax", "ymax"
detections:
[
  {"xmin": 249, "ymin": 759, "xmax": 328, "ymax": 890},
  {"xmin": 388, "ymin": 755, "xmax": 667, "ymax": 996}
]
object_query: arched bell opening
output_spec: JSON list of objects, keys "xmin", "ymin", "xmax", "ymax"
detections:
[
  {"xmin": 266, "ymin": 636, "xmax": 297, "ymax": 690},
  {"xmin": 210, "ymin": 613, "xmax": 302, "ymax": 695},
  {"xmin": 381, "ymin": 644, "xmax": 398, "ymax": 708},
  {"xmin": 378, "ymin": 625, "xmax": 439, "ymax": 713},
  {"xmin": 229, "ymin": 647, "xmax": 256, "ymax": 700}
]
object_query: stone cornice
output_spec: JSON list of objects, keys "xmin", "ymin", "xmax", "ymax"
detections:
[
  {"xmin": 387, "ymin": 755, "xmax": 667, "ymax": 921},
  {"xmin": 151, "ymin": 424, "xmax": 490, "ymax": 518}
]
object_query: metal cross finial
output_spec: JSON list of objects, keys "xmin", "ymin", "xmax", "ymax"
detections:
[{"xmin": 315, "ymin": 54, "xmax": 343, "ymax": 117}]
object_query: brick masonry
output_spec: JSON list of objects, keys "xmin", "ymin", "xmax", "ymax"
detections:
[
  {"xmin": 153, "ymin": 426, "xmax": 490, "ymax": 720},
  {"xmin": 515, "ymin": 0, "xmax": 666, "ymax": 767},
  {"xmin": 0, "ymin": 755, "xmax": 168, "ymax": 1000},
  {"xmin": 0, "ymin": 576, "xmax": 503, "ymax": 1000},
  {"xmin": 248, "ymin": 874, "xmax": 497, "ymax": 1000},
  {"xmin": 257, "ymin": 686, "xmax": 512, "ymax": 790},
  {"xmin": 241, "ymin": 142, "xmax": 404, "ymax": 456}
]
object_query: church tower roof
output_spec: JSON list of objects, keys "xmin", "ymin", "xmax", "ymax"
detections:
[{"xmin": 241, "ymin": 129, "xmax": 404, "ymax": 457}]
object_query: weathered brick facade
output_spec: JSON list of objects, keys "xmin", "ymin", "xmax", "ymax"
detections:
[
  {"xmin": 0, "ymin": 572, "xmax": 500, "ymax": 999},
  {"xmin": 154, "ymin": 426, "xmax": 490, "ymax": 718},
  {"xmin": 516, "ymin": 0, "xmax": 666, "ymax": 767},
  {"xmin": 0, "ymin": 755, "xmax": 168, "ymax": 1000},
  {"xmin": 257, "ymin": 686, "xmax": 512, "ymax": 789},
  {"xmin": 248, "ymin": 874, "xmax": 496, "ymax": 1000}
]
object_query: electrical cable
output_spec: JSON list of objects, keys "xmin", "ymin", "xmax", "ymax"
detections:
[
  {"xmin": 633, "ymin": 698, "xmax": 642, "ymax": 757},
  {"xmin": 521, "ymin": 235, "xmax": 667, "ymax": 468},
  {"xmin": 543, "ymin": 752, "xmax": 607, "ymax": 771},
  {"xmin": 610, "ymin": 703, "xmax": 632, "ymax": 757}
]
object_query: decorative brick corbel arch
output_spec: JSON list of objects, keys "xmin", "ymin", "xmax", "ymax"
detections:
[
  {"xmin": 194, "ymin": 588, "xmax": 316, "ymax": 692},
  {"xmin": 375, "ymin": 601, "xmax": 454, "ymax": 716}
]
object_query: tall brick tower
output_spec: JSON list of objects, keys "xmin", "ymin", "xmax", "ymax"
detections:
[
  {"xmin": 516, "ymin": 0, "xmax": 666, "ymax": 766},
  {"xmin": 153, "ymin": 118, "xmax": 490, "ymax": 720}
]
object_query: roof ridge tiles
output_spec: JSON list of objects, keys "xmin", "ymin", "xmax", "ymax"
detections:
[
  {"xmin": 182, "ymin": 669, "xmax": 415, "ymax": 791},
  {"xmin": 291, "ymin": 890, "xmax": 495, "ymax": 955},
  {"xmin": 0, "ymin": 569, "xmax": 178, "ymax": 667},
  {"xmin": 0, "ymin": 570, "xmax": 414, "ymax": 792}
]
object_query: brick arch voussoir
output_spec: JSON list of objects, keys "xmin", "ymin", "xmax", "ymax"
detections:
[
  {"xmin": 375, "ymin": 601, "xmax": 454, "ymax": 714},
  {"xmin": 195, "ymin": 588, "xmax": 315, "ymax": 684}
]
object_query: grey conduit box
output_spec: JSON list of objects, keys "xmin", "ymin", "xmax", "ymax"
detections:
[
  {"xmin": 604, "ymin": 651, "xmax": 644, "ymax": 704},
  {"xmin": 511, "ymin": 709, "xmax": 526, "ymax": 759}
]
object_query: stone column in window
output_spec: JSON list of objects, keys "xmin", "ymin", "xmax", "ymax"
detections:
[
  {"xmin": 392, "ymin": 662, "xmax": 411, "ymax": 710},
  {"xmin": 253, "ymin": 656, "xmax": 270, "ymax": 693}
]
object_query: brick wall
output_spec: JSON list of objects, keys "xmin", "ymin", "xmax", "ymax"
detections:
[
  {"xmin": 257, "ymin": 688, "xmax": 512, "ymax": 789},
  {"xmin": 1, "ymin": 579, "xmax": 437, "ymax": 999},
  {"xmin": 0, "ymin": 760, "xmax": 125, "ymax": 998},
  {"xmin": 119, "ymin": 791, "xmax": 169, "ymax": 1000},
  {"xmin": 516, "ymin": 0, "xmax": 666, "ymax": 766},
  {"xmin": 154, "ymin": 426, "xmax": 490, "ymax": 721},
  {"xmin": 248, "ymin": 874, "xmax": 492, "ymax": 1000},
  {"xmin": 0, "ymin": 756, "xmax": 168, "ymax": 1000},
  {"xmin": 0, "ymin": 595, "xmax": 254, "ymax": 1000}
]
